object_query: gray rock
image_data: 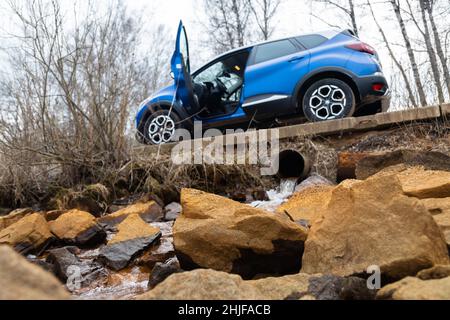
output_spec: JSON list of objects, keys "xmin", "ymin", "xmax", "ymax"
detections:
[
  {"xmin": 98, "ymin": 233, "xmax": 161, "ymax": 271},
  {"xmin": 285, "ymin": 274, "xmax": 376, "ymax": 300},
  {"xmin": 295, "ymin": 173, "xmax": 334, "ymax": 193},
  {"xmin": 46, "ymin": 246, "xmax": 107, "ymax": 289},
  {"xmin": 164, "ymin": 202, "xmax": 182, "ymax": 221},
  {"xmin": 148, "ymin": 257, "xmax": 183, "ymax": 289}
]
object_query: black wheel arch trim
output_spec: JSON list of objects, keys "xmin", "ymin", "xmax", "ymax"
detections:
[{"xmin": 291, "ymin": 67, "xmax": 363, "ymax": 110}]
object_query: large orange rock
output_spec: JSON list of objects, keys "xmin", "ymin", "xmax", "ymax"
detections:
[
  {"xmin": 173, "ymin": 189, "xmax": 308, "ymax": 279},
  {"xmin": 0, "ymin": 213, "xmax": 53, "ymax": 254},
  {"xmin": 0, "ymin": 245, "xmax": 70, "ymax": 300},
  {"xmin": 97, "ymin": 201, "xmax": 163, "ymax": 227},
  {"xmin": 397, "ymin": 167, "xmax": 450, "ymax": 199},
  {"xmin": 49, "ymin": 210, "xmax": 106, "ymax": 246},
  {"xmin": 137, "ymin": 269, "xmax": 374, "ymax": 300},
  {"xmin": 276, "ymin": 185, "xmax": 334, "ymax": 226},
  {"xmin": 0, "ymin": 208, "xmax": 34, "ymax": 231},
  {"xmin": 301, "ymin": 173, "xmax": 449, "ymax": 280},
  {"xmin": 377, "ymin": 276, "xmax": 450, "ymax": 300}
]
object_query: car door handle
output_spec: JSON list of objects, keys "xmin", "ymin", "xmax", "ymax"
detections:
[{"xmin": 288, "ymin": 56, "xmax": 305, "ymax": 62}]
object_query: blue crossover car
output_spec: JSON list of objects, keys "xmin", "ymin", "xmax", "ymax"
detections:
[{"xmin": 136, "ymin": 21, "xmax": 390, "ymax": 144}]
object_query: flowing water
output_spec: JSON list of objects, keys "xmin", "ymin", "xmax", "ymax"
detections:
[
  {"xmin": 74, "ymin": 265, "xmax": 149, "ymax": 300},
  {"xmin": 70, "ymin": 180, "xmax": 300, "ymax": 300},
  {"xmin": 71, "ymin": 222, "xmax": 175, "ymax": 300},
  {"xmin": 250, "ymin": 178, "xmax": 298, "ymax": 212}
]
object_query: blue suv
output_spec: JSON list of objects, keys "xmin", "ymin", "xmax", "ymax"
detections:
[{"xmin": 136, "ymin": 21, "xmax": 390, "ymax": 144}]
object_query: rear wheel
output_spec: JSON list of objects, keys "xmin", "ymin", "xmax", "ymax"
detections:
[
  {"xmin": 302, "ymin": 78, "xmax": 355, "ymax": 122},
  {"xmin": 141, "ymin": 110, "xmax": 182, "ymax": 145}
]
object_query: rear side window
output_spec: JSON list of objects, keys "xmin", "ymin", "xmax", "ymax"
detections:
[
  {"xmin": 296, "ymin": 34, "xmax": 328, "ymax": 49},
  {"xmin": 254, "ymin": 40, "xmax": 299, "ymax": 64}
]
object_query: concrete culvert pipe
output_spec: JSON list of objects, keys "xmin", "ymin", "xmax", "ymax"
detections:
[{"xmin": 278, "ymin": 150, "xmax": 311, "ymax": 180}]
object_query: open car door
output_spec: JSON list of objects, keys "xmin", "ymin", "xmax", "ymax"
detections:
[{"xmin": 171, "ymin": 21, "xmax": 200, "ymax": 115}]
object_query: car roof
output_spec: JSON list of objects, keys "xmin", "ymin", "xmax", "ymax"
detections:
[{"xmin": 214, "ymin": 29, "xmax": 343, "ymax": 59}]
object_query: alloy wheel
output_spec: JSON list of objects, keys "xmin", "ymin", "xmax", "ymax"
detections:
[
  {"xmin": 309, "ymin": 85, "xmax": 347, "ymax": 120},
  {"xmin": 148, "ymin": 115, "xmax": 176, "ymax": 144}
]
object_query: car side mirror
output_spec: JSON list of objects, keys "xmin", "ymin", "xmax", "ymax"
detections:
[{"xmin": 170, "ymin": 71, "xmax": 175, "ymax": 79}]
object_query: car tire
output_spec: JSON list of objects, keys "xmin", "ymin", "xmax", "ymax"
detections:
[
  {"xmin": 302, "ymin": 78, "xmax": 355, "ymax": 122},
  {"xmin": 140, "ymin": 109, "xmax": 184, "ymax": 145}
]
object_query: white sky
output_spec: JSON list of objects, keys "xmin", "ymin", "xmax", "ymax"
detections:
[
  {"xmin": 122, "ymin": 0, "xmax": 394, "ymax": 68},
  {"xmin": 1, "ymin": 0, "xmax": 447, "ymax": 108}
]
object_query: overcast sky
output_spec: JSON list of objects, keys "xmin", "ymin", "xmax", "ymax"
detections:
[{"xmin": 1, "ymin": 0, "xmax": 445, "ymax": 109}]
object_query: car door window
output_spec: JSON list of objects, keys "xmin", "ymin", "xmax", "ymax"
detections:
[
  {"xmin": 253, "ymin": 40, "xmax": 299, "ymax": 64},
  {"xmin": 295, "ymin": 35, "xmax": 328, "ymax": 49},
  {"xmin": 180, "ymin": 26, "xmax": 190, "ymax": 72},
  {"xmin": 194, "ymin": 62, "xmax": 224, "ymax": 84},
  {"xmin": 193, "ymin": 52, "xmax": 249, "ymax": 102}
]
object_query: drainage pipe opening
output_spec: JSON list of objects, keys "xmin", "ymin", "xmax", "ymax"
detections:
[{"xmin": 278, "ymin": 150, "xmax": 311, "ymax": 180}]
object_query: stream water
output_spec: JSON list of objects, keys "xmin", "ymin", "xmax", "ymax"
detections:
[
  {"xmin": 250, "ymin": 178, "xmax": 298, "ymax": 212},
  {"xmin": 70, "ymin": 179, "xmax": 300, "ymax": 300}
]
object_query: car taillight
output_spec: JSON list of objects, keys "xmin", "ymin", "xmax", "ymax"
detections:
[
  {"xmin": 346, "ymin": 42, "xmax": 376, "ymax": 55},
  {"xmin": 372, "ymin": 83, "xmax": 385, "ymax": 92}
]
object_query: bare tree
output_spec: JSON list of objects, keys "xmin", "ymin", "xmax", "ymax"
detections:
[
  {"xmin": 390, "ymin": 0, "xmax": 428, "ymax": 106},
  {"xmin": 425, "ymin": 0, "xmax": 450, "ymax": 98},
  {"xmin": 367, "ymin": 0, "xmax": 417, "ymax": 108},
  {"xmin": 404, "ymin": 0, "xmax": 444, "ymax": 104},
  {"xmin": 202, "ymin": 0, "xmax": 252, "ymax": 54},
  {"xmin": 0, "ymin": 0, "xmax": 168, "ymax": 203},
  {"xmin": 310, "ymin": 0, "xmax": 359, "ymax": 37},
  {"xmin": 248, "ymin": 0, "xmax": 281, "ymax": 40}
]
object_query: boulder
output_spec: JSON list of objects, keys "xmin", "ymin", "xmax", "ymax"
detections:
[
  {"xmin": 420, "ymin": 197, "xmax": 450, "ymax": 216},
  {"xmin": 301, "ymin": 174, "xmax": 449, "ymax": 280},
  {"xmin": 376, "ymin": 276, "xmax": 450, "ymax": 300},
  {"xmin": 0, "ymin": 208, "xmax": 34, "ymax": 231},
  {"xmin": 276, "ymin": 185, "xmax": 334, "ymax": 226},
  {"xmin": 173, "ymin": 189, "xmax": 308, "ymax": 279},
  {"xmin": 397, "ymin": 167, "xmax": 450, "ymax": 199},
  {"xmin": 0, "ymin": 245, "xmax": 70, "ymax": 300},
  {"xmin": 0, "ymin": 213, "xmax": 53, "ymax": 255},
  {"xmin": 98, "ymin": 214, "xmax": 161, "ymax": 270},
  {"xmin": 137, "ymin": 269, "xmax": 375, "ymax": 300},
  {"xmin": 148, "ymin": 257, "xmax": 183, "ymax": 289},
  {"xmin": 355, "ymin": 149, "xmax": 450, "ymax": 180},
  {"xmin": 164, "ymin": 202, "xmax": 182, "ymax": 221},
  {"xmin": 416, "ymin": 265, "xmax": 450, "ymax": 280},
  {"xmin": 433, "ymin": 212, "xmax": 450, "ymax": 253},
  {"xmin": 46, "ymin": 246, "xmax": 107, "ymax": 289},
  {"xmin": 97, "ymin": 201, "xmax": 164, "ymax": 228},
  {"xmin": 49, "ymin": 210, "xmax": 106, "ymax": 247}
]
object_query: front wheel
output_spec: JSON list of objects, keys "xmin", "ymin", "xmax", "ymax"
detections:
[
  {"xmin": 140, "ymin": 110, "xmax": 182, "ymax": 145},
  {"xmin": 302, "ymin": 78, "xmax": 355, "ymax": 122}
]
